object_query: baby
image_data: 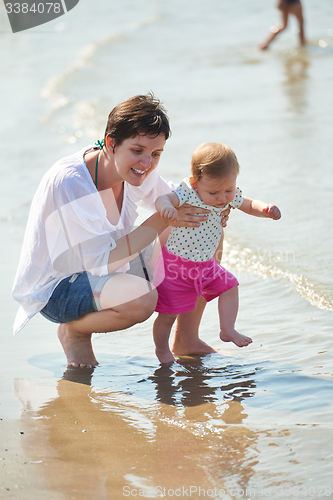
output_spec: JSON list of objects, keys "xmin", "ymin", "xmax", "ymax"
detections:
[{"xmin": 153, "ymin": 142, "xmax": 281, "ymax": 363}]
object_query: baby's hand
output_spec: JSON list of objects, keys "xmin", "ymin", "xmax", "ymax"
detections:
[
  {"xmin": 263, "ymin": 204, "xmax": 281, "ymax": 220},
  {"xmin": 160, "ymin": 205, "xmax": 178, "ymax": 221}
]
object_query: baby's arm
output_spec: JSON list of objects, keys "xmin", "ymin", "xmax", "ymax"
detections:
[
  {"xmin": 155, "ymin": 192, "xmax": 180, "ymax": 222},
  {"xmin": 238, "ymin": 197, "xmax": 281, "ymax": 220}
]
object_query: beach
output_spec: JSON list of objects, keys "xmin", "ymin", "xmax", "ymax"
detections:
[{"xmin": 1, "ymin": 0, "xmax": 333, "ymax": 498}]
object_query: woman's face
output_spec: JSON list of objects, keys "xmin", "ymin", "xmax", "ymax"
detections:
[{"xmin": 109, "ymin": 134, "xmax": 166, "ymax": 186}]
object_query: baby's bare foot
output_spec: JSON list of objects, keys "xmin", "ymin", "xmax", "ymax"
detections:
[
  {"xmin": 58, "ymin": 324, "xmax": 99, "ymax": 368},
  {"xmin": 172, "ymin": 337, "xmax": 217, "ymax": 356},
  {"xmin": 220, "ymin": 328, "xmax": 252, "ymax": 348},
  {"xmin": 155, "ymin": 348, "xmax": 175, "ymax": 365}
]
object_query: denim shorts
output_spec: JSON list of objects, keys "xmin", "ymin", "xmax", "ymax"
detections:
[
  {"xmin": 40, "ymin": 249, "xmax": 154, "ymax": 324},
  {"xmin": 40, "ymin": 271, "xmax": 112, "ymax": 324}
]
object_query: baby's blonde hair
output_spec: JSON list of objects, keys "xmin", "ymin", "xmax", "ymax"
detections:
[{"xmin": 191, "ymin": 142, "xmax": 239, "ymax": 182}]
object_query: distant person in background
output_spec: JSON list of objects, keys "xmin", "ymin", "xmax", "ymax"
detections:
[{"xmin": 260, "ymin": 0, "xmax": 305, "ymax": 50}]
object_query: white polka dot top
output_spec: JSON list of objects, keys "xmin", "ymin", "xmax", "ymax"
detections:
[{"xmin": 165, "ymin": 178, "xmax": 243, "ymax": 262}]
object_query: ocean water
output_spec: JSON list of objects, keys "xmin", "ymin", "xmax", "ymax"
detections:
[{"xmin": 1, "ymin": 0, "xmax": 332, "ymax": 498}]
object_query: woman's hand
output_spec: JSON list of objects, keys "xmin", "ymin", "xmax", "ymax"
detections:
[{"xmin": 167, "ymin": 203, "xmax": 210, "ymax": 228}]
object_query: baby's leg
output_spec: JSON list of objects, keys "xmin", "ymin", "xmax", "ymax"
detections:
[
  {"xmin": 153, "ymin": 313, "xmax": 178, "ymax": 363},
  {"xmin": 218, "ymin": 286, "xmax": 252, "ymax": 347},
  {"xmin": 172, "ymin": 297, "xmax": 217, "ymax": 355}
]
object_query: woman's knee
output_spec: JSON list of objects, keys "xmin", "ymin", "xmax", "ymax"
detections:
[{"xmin": 123, "ymin": 289, "xmax": 158, "ymax": 323}]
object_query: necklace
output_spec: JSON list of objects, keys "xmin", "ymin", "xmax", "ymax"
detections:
[
  {"xmin": 95, "ymin": 152, "xmax": 100, "ymax": 189},
  {"xmin": 94, "ymin": 139, "xmax": 105, "ymax": 190}
]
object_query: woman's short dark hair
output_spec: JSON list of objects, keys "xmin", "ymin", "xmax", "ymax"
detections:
[{"xmin": 104, "ymin": 92, "xmax": 171, "ymax": 148}]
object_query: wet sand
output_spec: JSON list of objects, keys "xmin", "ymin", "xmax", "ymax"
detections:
[
  {"xmin": 2, "ymin": 374, "xmax": 251, "ymax": 499},
  {"xmin": 2, "ymin": 342, "xmax": 333, "ymax": 500}
]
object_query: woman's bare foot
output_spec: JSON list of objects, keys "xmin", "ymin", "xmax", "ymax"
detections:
[
  {"xmin": 58, "ymin": 324, "xmax": 99, "ymax": 368},
  {"xmin": 220, "ymin": 328, "xmax": 252, "ymax": 348},
  {"xmin": 155, "ymin": 348, "xmax": 175, "ymax": 364},
  {"xmin": 171, "ymin": 336, "xmax": 217, "ymax": 357}
]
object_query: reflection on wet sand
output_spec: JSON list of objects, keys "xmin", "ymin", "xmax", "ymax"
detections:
[
  {"xmin": 14, "ymin": 358, "xmax": 260, "ymax": 499},
  {"xmin": 150, "ymin": 356, "xmax": 256, "ymax": 408},
  {"xmin": 281, "ymin": 49, "xmax": 309, "ymax": 113}
]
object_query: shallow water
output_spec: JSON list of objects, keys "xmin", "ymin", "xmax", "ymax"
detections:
[{"xmin": 1, "ymin": 0, "xmax": 333, "ymax": 498}]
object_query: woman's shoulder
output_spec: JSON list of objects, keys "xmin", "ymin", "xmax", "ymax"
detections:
[
  {"xmin": 31, "ymin": 146, "xmax": 96, "ymax": 210},
  {"xmin": 43, "ymin": 146, "xmax": 94, "ymax": 191}
]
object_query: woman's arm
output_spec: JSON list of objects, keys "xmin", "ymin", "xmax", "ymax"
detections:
[
  {"xmin": 238, "ymin": 197, "xmax": 281, "ymax": 220},
  {"xmin": 107, "ymin": 205, "xmax": 211, "ymax": 274}
]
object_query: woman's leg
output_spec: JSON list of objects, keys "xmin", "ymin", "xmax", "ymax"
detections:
[
  {"xmin": 58, "ymin": 274, "xmax": 157, "ymax": 368},
  {"xmin": 153, "ymin": 313, "xmax": 177, "ymax": 364},
  {"xmin": 171, "ymin": 297, "xmax": 217, "ymax": 356}
]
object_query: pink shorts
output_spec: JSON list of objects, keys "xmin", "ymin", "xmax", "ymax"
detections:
[{"xmin": 154, "ymin": 246, "xmax": 239, "ymax": 315}]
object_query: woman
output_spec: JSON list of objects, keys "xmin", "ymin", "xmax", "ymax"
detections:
[
  {"xmin": 12, "ymin": 93, "xmax": 220, "ymax": 368},
  {"xmin": 260, "ymin": 0, "xmax": 305, "ymax": 50}
]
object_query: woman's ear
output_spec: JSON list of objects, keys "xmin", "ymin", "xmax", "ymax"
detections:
[{"xmin": 106, "ymin": 136, "xmax": 116, "ymax": 153}]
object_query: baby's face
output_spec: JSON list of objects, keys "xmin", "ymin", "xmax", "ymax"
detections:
[{"xmin": 193, "ymin": 172, "xmax": 237, "ymax": 208}]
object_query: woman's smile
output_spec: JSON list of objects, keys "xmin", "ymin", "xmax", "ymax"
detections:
[
  {"xmin": 131, "ymin": 168, "xmax": 146, "ymax": 175},
  {"xmin": 111, "ymin": 134, "xmax": 166, "ymax": 186}
]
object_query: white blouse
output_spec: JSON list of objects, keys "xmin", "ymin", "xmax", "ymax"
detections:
[{"xmin": 12, "ymin": 145, "xmax": 172, "ymax": 334}]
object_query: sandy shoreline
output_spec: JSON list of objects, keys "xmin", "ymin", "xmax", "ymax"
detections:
[
  {"xmin": 2, "ymin": 303, "xmax": 333, "ymax": 500},
  {"xmin": 1, "ymin": 375, "xmax": 222, "ymax": 500},
  {"xmin": 0, "ymin": 418, "xmax": 61, "ymax": 500},
  {"xmin": 2, "ymin": 331, "xmax": 333, "ymax": 500}
]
